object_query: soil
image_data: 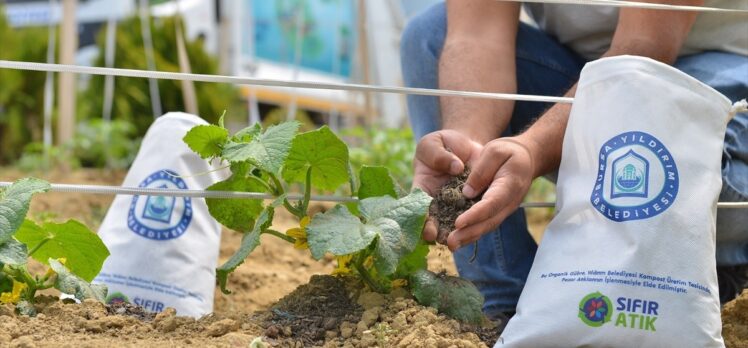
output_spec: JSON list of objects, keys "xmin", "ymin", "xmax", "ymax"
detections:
[
  {"xmin": 722, "ymin": 290, "xmax": 748, "ymax": 347},
  {"xmin": 10, "ymin": 167, "xmax": 746, "ymax": 347},
  {"xmin": 429, "ymin": 171, "xmax": 481, "ymax": 245}
]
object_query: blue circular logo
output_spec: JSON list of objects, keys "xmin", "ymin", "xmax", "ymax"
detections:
[
  {"xmin": 128, "ymin": 170, "xmax": 192, "ymax": 240},
  {"xmin": 590, "ymin": 131, "xmax": 678, "ymax": 222}
]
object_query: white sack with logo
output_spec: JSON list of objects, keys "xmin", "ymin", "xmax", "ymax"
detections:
[
  {"xmin": 94, "ymin": 112, "xmax": 228, "ymax": 318},
  {"xmin": 497, "ymin": 56, "xmax": 735, "ymax": 347}
]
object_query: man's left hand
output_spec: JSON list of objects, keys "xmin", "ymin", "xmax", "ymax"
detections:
[{"xmin": 447, "ymin": 137, "xmax": 536, "ymax": 251}]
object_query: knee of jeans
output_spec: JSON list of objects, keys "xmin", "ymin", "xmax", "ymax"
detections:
[{"xmin": 400, "ymin": 4, "xmax": 445, "ymax": 74}]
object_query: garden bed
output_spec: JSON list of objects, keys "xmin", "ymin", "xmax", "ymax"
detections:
[{"xmin": 4, "ymin": 167, "xmax": 746, "ymax": 347}]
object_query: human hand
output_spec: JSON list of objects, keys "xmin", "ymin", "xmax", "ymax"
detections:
[
  {"xmin": 413, "ymin": 130, "xmax": 483, "ymax": 242},
  {"xmin": 446, "ymin": 137, "xmax": 536, "ymax": 251}
]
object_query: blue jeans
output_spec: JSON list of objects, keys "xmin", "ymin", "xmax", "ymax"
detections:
[{"xmin": 401, "ymin": 2, "xmax": 748, "ymax": 314}]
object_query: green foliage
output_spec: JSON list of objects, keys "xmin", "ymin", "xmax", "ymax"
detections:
[
  {"xmin": 183, "ymin": 125, "xmax": 229, "ymax": 159},
  {"xmin": 206, "ymin": 175, "xmax": 266, "ymax": 233},
  {"xmin": 0, "ymin": 9, "xmax": 52, "ymax": 163},
  {"xmin": 215, "ymin": 197, "xmax": 283, "ymax": 294},
  {"xmin": 184, "ymin": 120, "xmax": 485, "ymax": 323},
  {"xmin": 0, "ymin": 178, "xmax": 50, "ymax": 244},
  {"xmin": 16, "ymin": 219, "xmax": 110, "ymax": 282},
  {"xmin": 0, "ymin": 178, "xmax": 110, "ymax": 312},
  {"xmin": 49, "ymin": 259, "xmax": 107, "ymax": 303},
  {"xmin": 0, "ymin": 239, "xmax": 27, "ymax": 266},
  {"xmin": 283, "ymin": 126, "xmax": 350, "ymax": 191},
  {"xmin": 358, "ymin": 166, "xmax": 397, "ymax": 199},
  {"xmin": 344, "ymin": 127, "xmax": 416, "ymax": 190},
  {"xmin": 16, "ymin": 143, "xmax": 78, "ymax": 173},
  {"xmin": 16, "ymin": 119, "xmax": 139, "ymax": 172},
  {"xmin": 80, "ymin": 15, "xmax": 241, "ymax": 137},
  {"xmin": 70, "ymin": 119, "xmax": 141, "ymax": 169},
  {"xmin": 222, "ymin": 121, "xmax": 300, "ymax": 176},
  {"xmin": 410, "ymin": 270, "xmax": 486, "ymax": 325}
]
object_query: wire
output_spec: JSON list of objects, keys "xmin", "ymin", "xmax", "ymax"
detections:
[
  {"xmin": 1, "ymin": 181, "xmax": 747, "ymax": 208},
  {"xmin": 0, "ymin": 60, "xmax": 574, "ymax": 104},
  {"xmin": 502, "ymin": 0, "xmax": 748, "ymax": 13}
]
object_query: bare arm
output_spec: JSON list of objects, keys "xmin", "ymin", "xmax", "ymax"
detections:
[
  {"xmin": 518, "ymin": 0, "xmax": 703, "ymax": 179},
  {"xmin": 451, "ymin": 0, "xmax": 703, "ymax": 251},
  {"xmin": 412, "ymin": 1, "xmax": 521, "ymax": 241},
  {"xmin": 440, "ymin": 0, "xmax": 521, "ymax": 144}
]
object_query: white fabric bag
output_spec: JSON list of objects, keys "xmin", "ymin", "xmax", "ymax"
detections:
[
  {"xmin": 497, "ymin": 56, "xmax": 734, "ymax": 347},
  {"xmin": 94, "ymin": 112, "xmax": 228, "ymax": 318}
]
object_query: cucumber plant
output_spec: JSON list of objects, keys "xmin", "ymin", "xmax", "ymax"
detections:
[
  {"xmin": 0, "ymin": 178, "xmax": 110, "ymax": 315},
  {"xmin": 184, "ymin": 119, "xmax": 485, "ymax": 324}
]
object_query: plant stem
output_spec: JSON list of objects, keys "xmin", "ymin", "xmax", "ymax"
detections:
[
  {"xmin": 301, "ymin": 166, "xmax": 312, "ymax": 215},
  {"xmin": 268, "ymin": 172, "xmax": 304, "ymax": 218},
  {"xmin": 27, "ymin": 238, "xmax": 50, "ymax": 257},
  {"xmin": 354, "ymin": 262, "xmax": 383, "ymax": 293},
  {"xmin": 263, "ymin": 229, "xmax": 296, "ymax": 244},
  {"xmin": 246, "ymin": 174, "xmax": 274, "ymax": 193},
  {"xmin": 268, "ymin": 173, "xmax": 284, "ymax": 196}
]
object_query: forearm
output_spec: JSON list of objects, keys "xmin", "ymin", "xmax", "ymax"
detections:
[
  {"xmin": 439, "ymin": 0, "xmax": 520, "ymax": 145},
  {"xmin": 516, "ymin": 1, "xmax": 701, "ymax": 178},
  {"xmin": 439, "ymin": 40, "xmax": 517, "ymax": 144},
  {"xmin": 516, "ymin": 85, "xmax": 575, "ymax": 178}
]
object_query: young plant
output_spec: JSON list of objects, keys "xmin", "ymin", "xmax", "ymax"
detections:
[
  {"xmin": 0, "ymin": 178, "xmax": 110, "ymax": 315},
  {"xmin": 184, "ymin": 119, "xmax": 485, "ymax": 324}
]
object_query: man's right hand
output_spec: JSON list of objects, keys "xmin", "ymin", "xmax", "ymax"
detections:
[{"xmin": 413, "ymin": 130, "xmax": 483, "ymax": 242}]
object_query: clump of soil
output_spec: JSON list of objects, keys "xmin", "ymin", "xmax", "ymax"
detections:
[
  {"xmin": 722, "ymin": 290, "xmax": 748, "ymax": 347},
  {"xmin": 106, "ymin": 301, "xmax": 157, "ymax": 321},
  {"xmin": 430, "ymin": 170, "xmax": 481, "ymax": 245},
  {"xmin": 259, "ymin": 275, "xmax": 364, "ymax": 345}
]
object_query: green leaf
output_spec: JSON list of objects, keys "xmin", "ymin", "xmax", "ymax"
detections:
[
  {"xmin": 183, "ymin": 125, "xmax": 229, "ymax": 159},
  {"xmin": 50, "ymin": 258, "xmax": 108, "ymax": 303},
  {"xmin": 0, "ymin": 238, "xmax": 27, "ymax": 266},
  {"xmin": 216, "ymin": 197, "xmax": 284, "ymax": 294},
  {"xmin": 394, "ymin": 241, "xmax": 429, "ymax": 279},
  {"xmin": 0, "ymin": 271, "xmax": 12, "ymax": 294},
  {"xmin": 358, "ymin": 166, "xmax": 397, "ymax": 199},
  {"xmin": 282, "ymin": 126, "xmax": 350, "ymax": 191},
  {"xmin": 206, "ymin": 175, "xmax": 265, "ymax": 233},
  {"xmin": 360, "ymin": 190, "xmax": 432, "ymax": 275},
  {"xmin": 306, "ymin": 205, "xmax": 378, "ymax": 260},
  {"xmin": 0, "ymin": 178, "xmax": 50, "ymax": 244},
  {"xmin": 15, "ymin": 219, "xmax": 110, "ymax": 282},
  {"xmin": 222, "ymin": 121, "xmax": 300, "ymax": 175},
  {"xmin": 410, "ymin": 269, "xmax": 485, "ymax": 324},
  {"xmin": 233, "ymin": 123, "xmax": 262, "ymax": 142},
  {"xmin": 307, "ymin": 190, "xmax": 432, "ymax": 275}
]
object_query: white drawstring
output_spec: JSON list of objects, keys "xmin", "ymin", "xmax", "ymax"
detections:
[{"xmin": 730, "ymin": 99, "xmax": 748, "ymax": 119}]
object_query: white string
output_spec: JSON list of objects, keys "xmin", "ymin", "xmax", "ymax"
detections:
[
  {"xmin": 0, "ymin": 60, "xmax": 574, "ymax": 104},
  {"xmin": 1, "ymin": 181, "xmax": 746, "ymax": 208},
  {"xmin": 502, "ymin": 0, "xmax": 748, "ymax": 13}
]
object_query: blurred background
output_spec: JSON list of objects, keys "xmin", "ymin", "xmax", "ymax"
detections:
[{"xmin": 0, "ymin": 0, "xmax": 554, "ymax": 235}]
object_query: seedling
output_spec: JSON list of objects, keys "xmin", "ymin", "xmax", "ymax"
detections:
[
  {"xmin": 184, "ymin": 119, "xmax": 486, "ymax": 324},
  {"xmin": 0, "ymin": 178, "xmax": 110, "ymax": 315}
]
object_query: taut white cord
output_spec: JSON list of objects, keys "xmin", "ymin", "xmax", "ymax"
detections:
[
  {"xmin": 0, "ymin": 61, "xmax": 574, "ymax": 104},
  {"xmin": 502, "ymin": 0, "xmax": 748, "ymax": 13},
  {"xmin": 2, "ymin": 182, "xmax": 747, "ymax": 208}
]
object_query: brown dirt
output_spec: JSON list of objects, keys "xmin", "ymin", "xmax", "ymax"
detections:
[
  {"xmin": 1, "ymin": 167, "xmax": 473, "ymax": 347},
  {"xmin": 429, "ymin": 171, "xmax": 480, "ymax": 245},
  {"xmin": 6, "ymin": 167, "xmax": 747, "ymax": 347},
  {"xmin": 722, "ymin": 290, "xmax": 748, "ymax": 347}
]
